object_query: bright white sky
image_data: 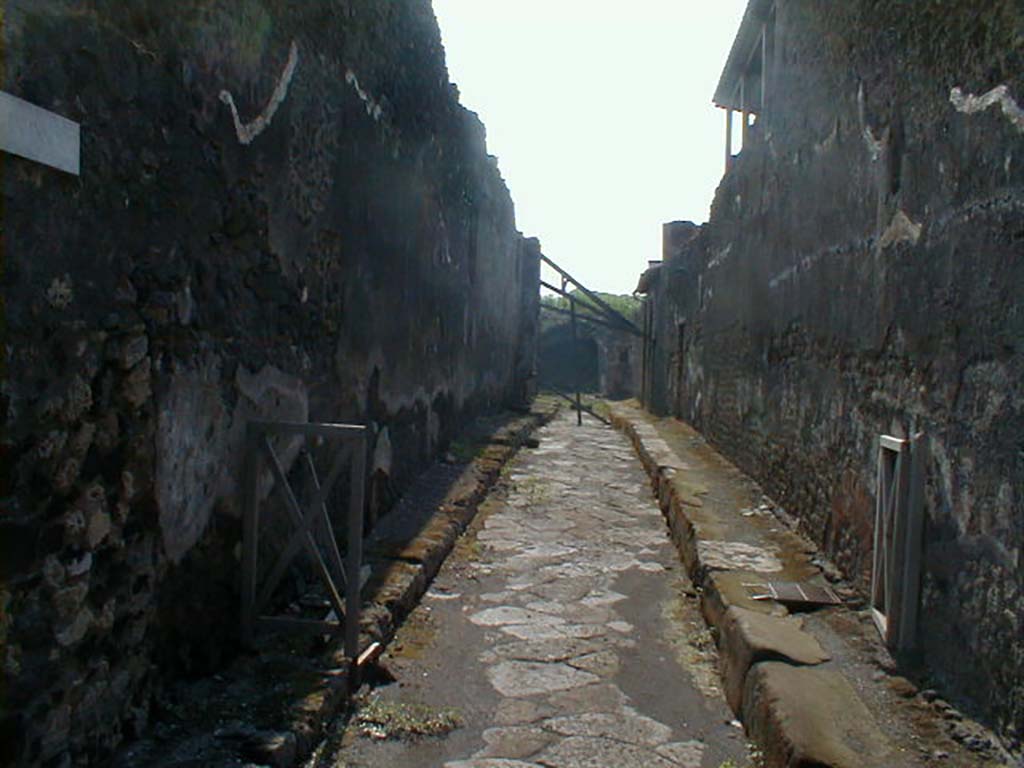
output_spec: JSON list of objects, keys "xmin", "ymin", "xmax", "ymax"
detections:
[{"xmin": 433, "ymin": 0, "xmax": 748, "ymax": 295}]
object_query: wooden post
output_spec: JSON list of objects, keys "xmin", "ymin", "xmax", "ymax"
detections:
[
  {"xmin": 872, "ymin": 435, "xmax": 913, "ymax": 649},
  {"xmin": 640, "ymin": 299, "xmax": 648, "ymax": 407},
  {"xmin": 566, "ymin": 278, "xmax": 582, "ymax": 426},
  {"xmin": 740, "ymin": 76, "xmax": 750, "ymax": 150},
  {"xmin": 725, "ymin": 108, "xmax": 734, "ymax": 172}
]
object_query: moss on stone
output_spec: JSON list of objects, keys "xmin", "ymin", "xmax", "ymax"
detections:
[{"xmin": 354, "ymin": 697, "xmax": 461, "ymax": 741}]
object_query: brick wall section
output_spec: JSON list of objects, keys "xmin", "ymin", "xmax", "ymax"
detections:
[
  {"xmin": 0, "ymin": 1, "xmax": 539, "ymax": 764},
  {"xmin": 645, "ymin": 0, "xmax": 1023, "ymax": 743}
]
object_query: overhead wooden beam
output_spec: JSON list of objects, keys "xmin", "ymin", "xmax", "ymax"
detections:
[
  {"xmin": 540, "ymin": 256, "xmax": 642, "ymax": 336},
  {"xmin": 725, "ymin": 108, "xmax": 734, "ymax": 172},
  {"xmin": 540, "ymin": 280, "xmax": 639, "ymax": 336},
  {"xmin": 540, "ymin": 279, "xmax": 610, "ymax": 320}
]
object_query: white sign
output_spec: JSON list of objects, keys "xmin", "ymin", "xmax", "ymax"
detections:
[{"xmin": 0, "ymin": 91, "xmax": 80, "ymax": 175}]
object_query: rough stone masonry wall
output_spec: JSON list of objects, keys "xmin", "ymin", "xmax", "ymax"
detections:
[
  {"xmin": 0, "ymin": 1, "xmax": 538, "ymax": 764},
  {"xmin": 649, "ymin": 0, "xmax": 1024, "ymax": 744}
]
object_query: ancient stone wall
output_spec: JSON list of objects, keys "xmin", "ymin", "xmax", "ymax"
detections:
[
  {"xmin": 0, "ymin": 1, "xmax": 538, "ymax": 763},
  {"xmin": 539, "ymin": 309, "xmax": 640, "ymax": 400},
  {"xmin": 647, "ymin": 0, "xmax": 1023, "ymax": 743},
  {"xmin": 596, "ymin": 332, "xmax": 641, "ymax": 400}
]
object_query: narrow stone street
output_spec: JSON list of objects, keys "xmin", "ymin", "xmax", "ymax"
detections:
[{"xmin": 320, "ymin": 409, "xmax": 753, "ymax": 768}]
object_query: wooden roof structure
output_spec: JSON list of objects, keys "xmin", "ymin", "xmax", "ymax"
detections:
[{"xmin": 712, "ymin": 0, "xmax": 775, "ymax": 113}]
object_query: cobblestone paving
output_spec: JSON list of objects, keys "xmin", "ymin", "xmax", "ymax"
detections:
[{"xmin": 327, "ymin": 411, "xmax": 751, "ymax": 768}]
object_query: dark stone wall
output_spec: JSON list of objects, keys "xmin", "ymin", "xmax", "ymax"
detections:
[
  {"xmin": 539, "ymin": 311, "xmax": 640, "ymax": 399},
  {"xmin": 596, "ymin": 332, "xmax": 641, "ymax": 400},
  {"xmin": 538, "ymin": 325, "xmax": 599, "ymax": 394},
  {"xmin": 0, "ymin": 1, "xmax": 538, "ymax": 764},
  {"xmin": 646, "ymin": 0, "xmax": 1023, "ymax": 743}
]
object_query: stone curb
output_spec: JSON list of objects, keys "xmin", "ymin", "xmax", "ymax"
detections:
[
  {"xmin": 743, "ymin": 662, "xmax": 896, "ymax": 768},
  {"xmin": 607, "ymin": 403, "xmax": 897, "ymax": 768}
]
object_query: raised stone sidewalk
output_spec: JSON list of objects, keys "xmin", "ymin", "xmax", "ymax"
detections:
[{"xmin": 607, "ymin": 400, "xmax": 1013, "ymax": 768}]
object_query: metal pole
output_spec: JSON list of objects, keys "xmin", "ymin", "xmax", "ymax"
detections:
[{"xmin": 570, "ymin": 295, "xmax": 582, "ymax": 426}]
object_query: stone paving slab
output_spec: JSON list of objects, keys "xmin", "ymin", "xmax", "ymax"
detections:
[{"xmin": 325, "ymin": 408, "xmax": 753, "ymax": 768}]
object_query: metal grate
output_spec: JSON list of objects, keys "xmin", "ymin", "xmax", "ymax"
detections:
[{"xmin": 744, "ymin": 581, "xmax": 842, "ymax": 607}]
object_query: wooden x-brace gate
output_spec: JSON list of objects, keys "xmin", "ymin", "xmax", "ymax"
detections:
[{"xmin": 241, "ymin": 420, "xmax": 367, "ymax": 661}]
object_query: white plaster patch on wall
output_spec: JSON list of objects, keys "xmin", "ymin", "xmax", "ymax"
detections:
[
  {"xmin": 814, "ymin": 120, "xmax": 839, "ymax": 156},
  {"xmin": 372, "ymin": 426, "xmax": 393, "ymax": 476},
  {"xmin": 878, "ymin": 209, "xmax": 922, "ymax": 249},
  {"xmin": 220, "ymin": 40, "xmax": 299, "ymax": 145},
  {"xmin": 768, "ymin": 264, "xmax": 796, "ymax": 290},
  {"xmin": 156, "ymin": 356, "xmax": 229, "ymax": 562},
  {"xmin": 46, "ymin": 274, "xmax": 74, "ymax": 309},
  {"xmin": 862, "ymin": 126, "xmax": 883, "ymax": 161},
  {"xmin": 345, "ymin": 69, "xmax": 383, "ymax": 121},
  {"xmin": 950, "ymin": 84, "xmax": 1024, "ymax": 134},
  {"xmin": 706, "ymin": 243, "xmax": 732, "ymax": 270},
  {"xmin": 768, "ymin": 251, "xmax": 822, "ymax": 290}
]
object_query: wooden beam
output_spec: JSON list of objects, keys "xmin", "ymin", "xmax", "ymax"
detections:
[
  {"xmin": 357, "ymin": 641, "xmax": 384, "ymax": 668},
  {"xmin": 549, "ymin": 388, "xmax": 610, "ymax": 426},
  {"xmin": 541, "ymin": 255, "xmax": 643, "ymax": 336},
  {"xmin": 263, "ymin": 437, "xmax": 348, "ymax": 624},
  {"xmin": 741, "ymin": 76, "xmax": 750, "ymax": 149},
  {"xmin": 725, "ymin": 108, "xmax": 734, "ymax": 172},
  {"xmin": 255, "ymin": 445, "xmax": 349, "ymax": 615},
  {"xmin": 305, "ymin": 451, "xmax": 350, "ymax": 591},
  {"xmin": 540, "ymin": 280, "xmax": 618, "ymax": 325}
]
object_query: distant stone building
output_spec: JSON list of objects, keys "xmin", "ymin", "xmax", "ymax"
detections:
[{"xmin": 638, "ymin": 0, "xmax": 1023, "ymax": 744}]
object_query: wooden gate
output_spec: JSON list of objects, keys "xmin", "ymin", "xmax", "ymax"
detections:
[
  {"xmin": 241, "ymin": 420, "xmax": 366, "ymax": 661},
  {"xmin": 871, "ymin": 433, "xmax": 925, "ymax": 651}
]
